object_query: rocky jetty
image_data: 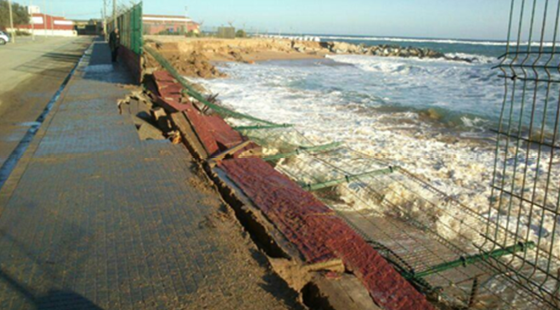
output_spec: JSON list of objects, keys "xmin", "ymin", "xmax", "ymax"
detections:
[{"xmin": 323, "ymin": 41, "xmax": 473, "ymax": 63}]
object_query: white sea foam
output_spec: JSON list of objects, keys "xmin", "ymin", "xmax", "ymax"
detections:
[
  {"xmin": 196, "ymin": 56, "xmax": 560, "ymax": 308},
  {"xmin": 323, "ymin": 54, "xmax": 503, "ymax": 119},
  {"xmin": 444, "ymin": 52, "xmax": 497, "ymax": 64}
]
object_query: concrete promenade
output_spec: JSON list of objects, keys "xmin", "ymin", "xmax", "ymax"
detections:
[
  {"xmin": 0, "ymin": 40, "xmax": 300, "ymax": 310},
  {"xmin": 0, "ymin": 37, "xmax": 91, "ymax": 169}
]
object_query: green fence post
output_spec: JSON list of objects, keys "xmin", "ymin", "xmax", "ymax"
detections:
[{"xmin": 301, "ymin": 167, "xmax": 399, "ymax": 191}]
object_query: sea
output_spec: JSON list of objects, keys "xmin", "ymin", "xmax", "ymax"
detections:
[{"xmin": 196, "ymin": 35, "xmax": 560, "ymax": 308}]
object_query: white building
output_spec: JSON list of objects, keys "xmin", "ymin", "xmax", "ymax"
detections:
[{"xmin": 27, "ymin": 5, "xmax": 41, "ymax": 14}]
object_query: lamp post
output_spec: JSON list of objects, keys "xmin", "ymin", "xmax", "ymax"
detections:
[
  {"xmin": 49, "ymin": 0, "xmax": 53, "ymax": 36},
  {"xmin": 103, "ymin": 0, "xmax": 107, "ymax": 39},
  {"xmin": 30, "ymin": 0, "xmax": 35, "ymax": 40},
  {"xmin": 8, "ymin": 0, "xmax": 15, "ymax": 43},
  {"xmin": 43, "ymin": 0, "xmax": 46, "ymax": 37}
]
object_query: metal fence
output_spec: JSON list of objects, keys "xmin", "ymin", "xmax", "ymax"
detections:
[
  {"xmin": 107, "ymin": 2, "xmax": 143, "ymax": 56},
  {"xmin": 482, "ymin": 0, "xmax": 560, "ymax": 308}
]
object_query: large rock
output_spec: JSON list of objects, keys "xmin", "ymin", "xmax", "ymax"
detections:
[
  {"xmin": 399, "ymin": 49, "xmax": 410, "ymax": 57},
  {"xmin": 292, "ymin": 43, "xmax": 307, "ymax": 53},
  {"xmin": 328, "ymin": 41, "xmax": 354, "ymax": 54},
  {"xmin": 323, "ymin": 40, "xmax": 463, "ymax": 62}
]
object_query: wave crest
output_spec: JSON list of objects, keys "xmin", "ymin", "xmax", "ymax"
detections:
[{"xmin": 318, "ymin": 35, "xmax": 559, "ymax": 47}]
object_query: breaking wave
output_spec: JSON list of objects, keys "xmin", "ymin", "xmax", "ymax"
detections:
[
  {"xmin": 317, "ymin": 35, "xmax": 560, "ymax": 47},
  {"xmin": 444, "ymin": 52, "xmax": 497, "ymax": 64}
]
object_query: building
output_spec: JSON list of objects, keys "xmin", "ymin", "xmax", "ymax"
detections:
[
  {"xmin": 143, "ymin": 14, "xmax": 200, "ymax": 35},
  {"xmin": 73, "ymin": 19, "xmax": 104, "ymax": 35},
  {"xmin": 16, "ymin": 13, "xmax": 77, "ymax": 36},
  {"xmin": 217, "ymin": 27, "xmax": 236, "ymax": 39},
  {"xmin": 27, "ymin": 5, "xmax": 41, "ymax": 14}
]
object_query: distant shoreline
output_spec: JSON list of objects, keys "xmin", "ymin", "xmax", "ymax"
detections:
[{"xmin": 144, "ymin": 35, "xmax": 477, "ymax": 80}]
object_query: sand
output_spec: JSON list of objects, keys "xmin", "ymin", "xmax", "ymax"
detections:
[
  {"xmin": 144, "ymin": 36, "xmax": 331, "ymax": 78},
  {"xmin": 146, "ymin": 36, "xmax": 329, "ymax": 61}
]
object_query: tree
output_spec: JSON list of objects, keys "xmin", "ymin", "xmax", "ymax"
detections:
[
  {"xmin": 236, "ymin": 29, "xmax": 246, "ymax": 38},
  {"xmin": 0, "ymin": 0, "xmax": 30, "ymax": 30}
]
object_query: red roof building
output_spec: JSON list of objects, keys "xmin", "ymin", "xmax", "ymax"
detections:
[
  {"xmin": 143, "ymin": 14, "xmax": 200, "ymax": 35},
  {"xmin": 18, "ymin": 13, "xmax": 75, "ymax": 31}
]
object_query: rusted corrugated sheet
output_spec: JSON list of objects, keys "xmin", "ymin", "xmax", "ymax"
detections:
[{"xmin": 219, "ymin": 158, "xmax": 434, "ymax": 310}]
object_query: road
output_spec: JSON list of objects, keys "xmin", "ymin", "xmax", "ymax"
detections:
[{"xmin": 0, "ymin": 36, "xmax": 92, "ymax": 169}]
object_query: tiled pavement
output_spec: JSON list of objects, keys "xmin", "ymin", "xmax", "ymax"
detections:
[{"xmin": 0, "ymin": 41, "xmax": 299, "ymax": 310}]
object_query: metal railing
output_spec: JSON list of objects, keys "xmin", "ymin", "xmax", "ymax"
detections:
[
  {"xmin": 482, "ymin": 0, "xmax": 560, "ymax": 307},
  {"xmin": 107, "ymin": 2, "xmax": 143, "ymax": 56}
]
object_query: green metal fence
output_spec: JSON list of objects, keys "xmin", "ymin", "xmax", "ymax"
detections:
[
  {"xmin": 482, "ymin": 0, "xmax": 560, "ymax": 308},
  {"xmin": 108, "ymin": 2, "xmax": 143, "ymax": 56}
]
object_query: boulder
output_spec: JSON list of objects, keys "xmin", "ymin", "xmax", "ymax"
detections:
[
  {"xmin": 294, "ymin": 46, "xmax": 306, "ymax": 53},
  {"xmin": 399, "ymin": 49, "xmax": 410, "ymax": 57},
  {"xmin": 321, "ymin": 41, "xmax": 465, "ymax": 62},
  {"xmin": 425, "ymin": 49, "xmax": 444, "ymax": 58},
  {"xmin": 329, "ymin": 41, "xmax": 354, "ymax": 54}
]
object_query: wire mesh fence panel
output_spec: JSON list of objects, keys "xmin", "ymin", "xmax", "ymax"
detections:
[
  {"xmin": 247, "ymin": 125, "xmax": 546, "ymax": 308},
  {"xmin": 482, "ymin": 0, "xmax": 560, "ymax": 307},
  {"xmin": 107, "ymin": 2, "xmax": 143, "ymax": 56}
]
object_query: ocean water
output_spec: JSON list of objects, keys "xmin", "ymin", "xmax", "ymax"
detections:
[{"xmin": 197, "ymin": 35, "xmax": 560, "ymax": 308}]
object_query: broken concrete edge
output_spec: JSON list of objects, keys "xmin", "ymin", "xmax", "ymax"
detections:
[
  {"xmin": 146, "ymin": 70, "xmax": 248, "ymax": 159},
  {"xmin": 210, "ymin": 167, "xmax": 308, "ymax": 262},
  {"xmin": 151, "ymin": 107, "xmax": 382, "ymax": 309},
  {"xmin": 140, "ymin": 68, "xmax": 433, "ymax": 309},
  {"xmin": 206, "ymin": 165, "xmax": 384, "ymax": 309},
  {"xmin": 305, "ymin": 274, "xmax": 385, "ymax": 310},
  {"xmin": 118, "ymin": 89, "xmax": 171, "ymax": 141},
  {"xmin": 216, "ymin": 157, "xmax": 435, "ymax": 310},
  {"xmin": 170, "ymin": 112, "xmax": 209, "ymax": 160}
]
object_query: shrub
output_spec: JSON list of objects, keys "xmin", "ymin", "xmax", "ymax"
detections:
[
  {"xmin": 15, "ymin": 30, "xmax": 30, "ymax": 36},
  {"xmin": 235, "ymin": 29, "xmax": 247, "ymax": 38}
]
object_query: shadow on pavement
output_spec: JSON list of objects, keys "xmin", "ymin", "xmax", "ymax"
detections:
[
  {"xmin": 10, "ymin": 43, "xmax": 90, "ymax": 79},
  {"xmin": 0, "ymin": 268, "xmax": 101, "ymax": 310}
]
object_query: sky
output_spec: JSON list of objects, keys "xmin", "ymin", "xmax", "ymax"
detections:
[{"xmin": 16, "ymin": 0, "xmax": 533, "ymax": 40}]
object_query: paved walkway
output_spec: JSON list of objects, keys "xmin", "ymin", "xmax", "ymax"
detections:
[
  {"xmin": 0, "ymin": 40, "xmax": 300, "ymax": 310},
  {"xmin": 0, "ymin": 37, "xmax": 91, "ymax": 169}
]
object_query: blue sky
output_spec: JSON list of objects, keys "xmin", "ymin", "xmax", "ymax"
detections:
[{"xmin": 21, "ymin": 0, "xmax": 520, "ymax": 40}]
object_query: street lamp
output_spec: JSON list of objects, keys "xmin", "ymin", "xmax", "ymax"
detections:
[
  {"xmin": 30, "ymin": 0, "xmax": 35, "ymax": 40},
  {"xmin": 8, "ymin": 0, "xmax": 15, "ymax": 43}
]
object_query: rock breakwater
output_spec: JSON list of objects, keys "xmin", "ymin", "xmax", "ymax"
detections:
[{"xmin": 319, "ymin": 42, "xmax": 473, "ymax": 62}]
